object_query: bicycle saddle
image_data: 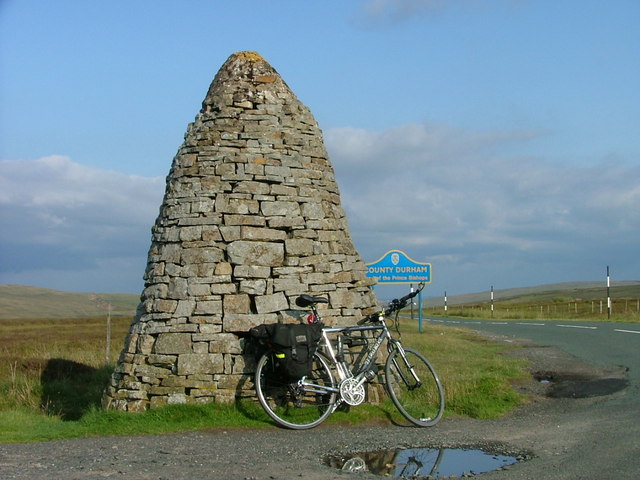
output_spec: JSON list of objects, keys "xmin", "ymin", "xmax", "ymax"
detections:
[{"xmin": 295, "ymin": 294, "xmax": 329, "ymax": 308}]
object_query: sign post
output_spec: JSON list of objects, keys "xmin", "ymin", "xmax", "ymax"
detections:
[{"xmin": 366, "ymin": 250, "xmax": 432, "ymax": 332}]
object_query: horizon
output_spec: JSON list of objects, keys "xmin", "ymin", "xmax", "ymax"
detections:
[{"xmin": 3, "ymin": 279, "xmax": 639, "ymax": 301}]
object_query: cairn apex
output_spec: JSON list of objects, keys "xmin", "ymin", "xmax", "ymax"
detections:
[{"xmin": 232, "ymin": 50, "xmax": 266, "ymax": 62}]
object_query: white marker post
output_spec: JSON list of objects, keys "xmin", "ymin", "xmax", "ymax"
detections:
[
  {"xmin": 607, "ymin": 266, "xmax": 611, "ymax": 319},
  {"xmin": 418, "ymin": 288, "xmax": 423, "ymax": 333},
  {"xmin": 410, "ymin": 284, "xmax": 414, "ymax": 320},
  {"xmin": 491, "ymin": 285, "xmax": 494, "ymax": 317}
]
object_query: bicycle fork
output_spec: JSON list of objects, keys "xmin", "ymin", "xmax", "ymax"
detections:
[{"xmin": 389, "ymin": 343, "xmax": 423, "ymax": 390}]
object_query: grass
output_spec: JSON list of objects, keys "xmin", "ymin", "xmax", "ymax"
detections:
[
  {"xmin": 389, "ymin": 319, "xmax": 527, "ymax": 419},
  {"xmin": 0, "ymin": 316, "xmax": 132, "ymax": 414},
  {"xmin": 0, "ymin": 314, "xmax": 530, "ymax": 443},
  {"xmin": 425, "ymin": 284, "xmax": 640, "ymax": 323},
  {"xmin": 0, "ymin": 284, "xmax": 138, "ymax": 319},
  {"xmin": 428, "ymin": 298, "xmax": 640, "ymax": 322}
]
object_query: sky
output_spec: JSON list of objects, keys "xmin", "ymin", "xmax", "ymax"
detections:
[{"xmin": 1, "ymin": 0, "xmax": 638, "ymax": 299}]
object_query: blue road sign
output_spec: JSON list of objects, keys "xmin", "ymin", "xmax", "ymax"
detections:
[{"xmin": 366, "ymin": 250, "xmax": 431, "ymax": 285}]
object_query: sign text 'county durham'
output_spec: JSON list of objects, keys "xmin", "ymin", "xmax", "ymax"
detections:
[{"xmin": 366, "ymin": 250, "xmax": 431, "ymax": 285}]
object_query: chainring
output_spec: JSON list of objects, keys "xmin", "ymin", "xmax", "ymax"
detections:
[{"xmin": 339, "ymin": 377, "xmax": 366, "ymax": 406}]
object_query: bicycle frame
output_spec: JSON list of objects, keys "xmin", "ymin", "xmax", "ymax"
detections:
[
  {"xmin": 321, "ymin": 324, "xmax": 388, "ymax": 383},
  {"xmin": 296, "ymin": 308, "xmax": 417, "ymax": 410}
]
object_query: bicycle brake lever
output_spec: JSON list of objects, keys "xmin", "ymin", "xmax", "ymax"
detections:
[{"xmin": 357, "ymin": 311, "xmax": 382, "ymax": 325}]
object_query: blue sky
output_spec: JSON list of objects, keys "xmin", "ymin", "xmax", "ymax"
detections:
[{"xmin": 1, "ymin": 0, "xmax": 638, "ymax": 298}]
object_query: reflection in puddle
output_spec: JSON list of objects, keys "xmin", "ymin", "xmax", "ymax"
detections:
[{"xmin": 326, "ymin": 447, "xmax": 519, "ymax": 478}]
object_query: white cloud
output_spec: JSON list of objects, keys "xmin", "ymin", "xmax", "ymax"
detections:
[
  {"xmin": 0, "ymin": 156, "xmax": 164, "ymax": 292},
  {"xmin": 0, "ymin": 155, "xmax": 161, "ymax": 224},
  {"xmin": 360, "ymin": 0, "xmax": 458, "ymax": 23},
  {"xmin": 326, "ymin": 123, "xmax": 640, "ymax": 292},
  {"xmin": 354, "ymin": 0, "xmax": 503, "ymax": 26}
]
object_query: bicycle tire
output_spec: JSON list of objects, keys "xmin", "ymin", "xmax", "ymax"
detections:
[
  {"xmin": 255, "ymin": 351, "xmax": 336, "ymax": 429},
  {"xmin": 385, "ymin": 347, "xmax": 445, "ymax": 427}
]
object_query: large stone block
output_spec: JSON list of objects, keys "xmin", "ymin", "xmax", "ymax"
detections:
[
  {"xmin": 233, "ymin": 265, "xmax": 271, "ymax": 278},
  {"xmin": 240, "ymin": 226, "xmax": 287, "ymax": 241},
  {"xmin": 223, "ymin": 313, "xmax": 277, "ymax": 333},
  {"xmin": 194, "ymin": 299, "xmax": 222, "ymax": 315},
  {"xmin": 154, "ymin": 299, "xmax": 177, "ymax": 314},
  {"xmin": 181, "ymin": 247, "xmax": 224, "ymax": 264},
  {"xmin": 208, "ymin": 333, "xmax": 243, "ymax": 354},
  {"xmin": 227, "ymin": 240, "xmax": 284, "ymax": 266},
  {"xmin": 239, "ymin": 279, "xmax": 267, "ymax": 295},
  {"xmin": 260, "ymin": 200, "xmax": 301, "ymax": 217},
  {"xmin": 255, "ymin": 292, "xmax": 289, "ymax": 314},
  {"xmin": 224, "ymin": 294, "xmax": 250, "ymax": 314},
  {"xmin": 134, "ymin": 364, "xmax": 172, "ymax": 378},
  {"xmin": 154, "ymin": 333, "xmax": 193, "ymax": 354},
  {"xmin": 173, "ymin": 300, "xmax": 196, "ymax": 317},
  {"xmin": 177, "ymin": 354, "xmax": 224, "ymax": 375},
  {"xmin": 284, "ymin": 238, "xmax": 314, "ymax": 256}
]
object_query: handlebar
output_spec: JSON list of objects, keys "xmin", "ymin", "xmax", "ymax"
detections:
[{"xmin": 357, "ymin": 283, "xmax": 424, "ymax": 325}]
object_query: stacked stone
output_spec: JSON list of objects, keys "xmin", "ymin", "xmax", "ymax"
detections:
[{"xmin": 103, "ymin": 51, "xmax": 378, "ymax": 412}]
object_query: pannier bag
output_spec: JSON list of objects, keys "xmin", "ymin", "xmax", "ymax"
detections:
[{"xmin": 250, "ymin": 323, "xmax": 323, "ymax": 380}]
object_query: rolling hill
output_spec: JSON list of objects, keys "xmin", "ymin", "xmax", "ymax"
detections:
[
  {"xmin": 0, "ymin": 285, "xmax": 139, "ymax": 320},
  {"xmin": 1, "ymin": 281, "xmax": 639, "ymax": 319},
  {"xmin": 426, "ymin": 281, "xmax": 640, "ymax": 306}
]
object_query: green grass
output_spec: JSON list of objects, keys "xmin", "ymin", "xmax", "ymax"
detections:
[
  {"xmin": 0, "ymin": 285, "xmax": 138, "ymax": 320},
  {"xmin": 0, "ymin": 402, "xmax": 271, "ymax": 443},
  {"xmin": 0, "ymin": 315, "xmax": 530, "ymax": 443},
  {"xmin": 393, "ymin": 320, "xmax": 528, "ymax": 419},
  {"xmin": 425, "ymin": 283, "xmax": 640, "ymax": 323}
]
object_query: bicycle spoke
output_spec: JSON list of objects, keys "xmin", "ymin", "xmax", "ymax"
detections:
[
  {"xmin": 385, "ymin": 347, "xmax": 445, "ymax": 427},
  {"xmin": 255, "ymin": 352, "xmax": 336, "ymax": 429}
]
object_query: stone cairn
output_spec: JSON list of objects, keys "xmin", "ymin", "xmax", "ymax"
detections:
[{"xmin": 103, "ymin": 51, "xmax": 379, "ymax": 412}]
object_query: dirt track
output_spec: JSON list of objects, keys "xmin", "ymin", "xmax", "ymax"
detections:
[{"xmin": 1, "ymin": 342, "xmax": 637, "ymax": 480}]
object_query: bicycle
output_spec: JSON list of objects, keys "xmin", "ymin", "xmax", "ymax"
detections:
[{"xmin": 253, "ymin": 283, "xmax": 445, "ymax": 429}]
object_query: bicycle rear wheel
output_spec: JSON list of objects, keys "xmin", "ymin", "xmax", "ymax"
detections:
[
  {"xmin": 385, "ymin": 347, "xmax": 445, "ymax": 427},
  {"xmin": 255, "ymin": 351, "xmax": 336, "ymax": 429}
]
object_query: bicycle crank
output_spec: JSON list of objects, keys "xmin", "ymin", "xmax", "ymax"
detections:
[{"xmin": 339, "ymin": 377, "xmax": 366, "ymax": 406}]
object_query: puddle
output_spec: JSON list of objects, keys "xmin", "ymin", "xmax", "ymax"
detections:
[
  {"xmin": 325, "ymin": 447, "xmax": 521, "ymax": 478},
  {"xmin": 534, "ymin": 372, "xmax": 629, "ymax": 398}
]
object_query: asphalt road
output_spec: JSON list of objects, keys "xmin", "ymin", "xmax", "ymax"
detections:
[{"xmin": 429, "ymin": 317, "xmax": 640, "ymax": 388}]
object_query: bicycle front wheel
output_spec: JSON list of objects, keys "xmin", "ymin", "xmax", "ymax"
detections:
[
  {"xmin": 385, "ymin": 347, "xmax": 445, "ymax": 427},
  {"xmin": 255, "ymin": 351, "xmax": 336, "ymax": 430}
]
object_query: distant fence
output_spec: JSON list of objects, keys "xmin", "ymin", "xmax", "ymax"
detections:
[{"xmin": 427, "ymin": 298, "xmax": 640, "ymax": 318}]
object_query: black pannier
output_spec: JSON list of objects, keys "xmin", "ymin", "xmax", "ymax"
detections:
[{"xmin": 250, "ymin": 322, "xmax": 323, "ymax": 380}]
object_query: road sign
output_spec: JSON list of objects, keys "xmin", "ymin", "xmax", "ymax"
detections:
[{"xmin": 366, "ymin": 250, "xmax": 431, "ymax": 284}]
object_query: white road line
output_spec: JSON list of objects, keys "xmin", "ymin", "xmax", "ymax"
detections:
[
  {"xmin": 516, "ymin": 322, "xmax": 545, "ymax": 326},
  {"xmin": 614, "ymin": 329, "xmax": 640, "ymax": 335},
  {"xmin": 557, "ymin": 324, "xmax": 597, "ymax": 330},
  {"xmin": 490, "ymin": 322, "xmax": 508, "ymax": 325}
]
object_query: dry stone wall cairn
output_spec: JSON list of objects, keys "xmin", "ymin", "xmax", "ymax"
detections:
[{"xmin": 103, "ymin": 51, "xmax": 378, "ymax": 412}]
